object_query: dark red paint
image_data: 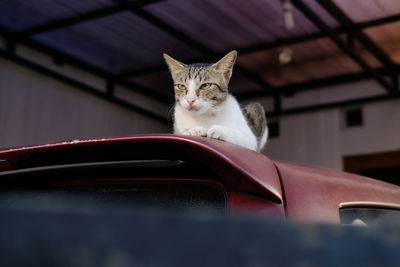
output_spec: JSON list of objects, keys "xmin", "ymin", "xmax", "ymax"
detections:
[{"xmin": 0, "ymin": 134, "xmax": 399, "ymax": 223}]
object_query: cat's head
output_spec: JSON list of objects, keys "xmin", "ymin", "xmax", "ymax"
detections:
[{"xmin": 164, "ymin": 51, "xmax": 237, "ymax": 116}]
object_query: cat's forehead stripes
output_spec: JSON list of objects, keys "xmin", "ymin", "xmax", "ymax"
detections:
[
  {"xmin": 188, "ymin": 79, "xmax": 197, "ymax": 93},
  {"xmin": 187, "ymin": 64, "xmax": 210, "ymax": 82}
]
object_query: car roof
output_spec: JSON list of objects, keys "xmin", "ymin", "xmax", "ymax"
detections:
[
  {"xmin": 0, "ymin": 134, "xmax": 283, "ymax": 203},
  {"xmin": 1, "ymin": 135, "xmax": 399, "ymax": 211}
]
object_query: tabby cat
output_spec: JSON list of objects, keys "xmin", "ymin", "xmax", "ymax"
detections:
[{"xmin": 164, "ymin": 51, "xmax": 268, "ymax": 152}]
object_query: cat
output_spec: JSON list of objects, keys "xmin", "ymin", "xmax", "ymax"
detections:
[{"xmin": 163, "ymin": 50, "xmax": 268, "ymax": 152}]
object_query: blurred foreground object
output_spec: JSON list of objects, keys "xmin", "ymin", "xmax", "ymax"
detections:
[{"xmin": 0, "ymin": 207, "xmax": 399, "ymax": 267}]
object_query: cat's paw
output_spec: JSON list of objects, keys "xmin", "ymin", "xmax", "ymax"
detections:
[
  {"xmin": 182, "ymin": 126, "xmax": 207, "ymax": 137},
  {"xmin": 207, "ymin": 125, "xmax": 232, "ymax": 142}
]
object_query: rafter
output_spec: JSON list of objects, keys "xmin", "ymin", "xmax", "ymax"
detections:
[
  {"xmin": 0, "ymin": 24, "xmax": 171, "ymax": 104},
  {"xmin": 241, "ymin": 11, "xmax": 400, "ymax": 61},
  {"xmin": 116, "ymin": 31, "xmax": 327, "ymax": 79},
  {"xmin": 127, "ymin": 7, "xmax": 280, "ymax": 110},
  {"xmin": 242, "ymin": 63, "xmax": 400, "ymax": 101},
  {"xmin": 15, "ymin": 0, "xmax": 164, "ymax": 38},
  {"xmin": 359, "ymin": 13, "xmax": 400, "ymax": 29},
  {"xmin": 317, "ymin": 0, "xmax": 394, "ymax": 68},
  {"xmin": 2, "ymin": 0, "xmax": 399, "ymax": 118},
  {"xmin": 118, "ymin": 12, "xmax": 400, "ymax": 79},
  {"xmin": 291, "ymin": 0, "xmax": 392, "ymax": 92},
  {"xmin": 236, "ymin": 66, "xmax": 400, "ymax": 100},
  {"xmin": 317, "ymin": 0, "xmax": 397, "ymax": 93},
  {"xmin": 267, "ymin": 91, "xmax": 400, "ymax": 118}
]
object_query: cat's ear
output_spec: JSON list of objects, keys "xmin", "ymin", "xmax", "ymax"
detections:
[
  {"xmin": 211, "ymin": 50, "xmax": 237, "ymax": 81},
  {"xmin": 163, "ymin": 53, "xmax": 186, "ymax": 79}
]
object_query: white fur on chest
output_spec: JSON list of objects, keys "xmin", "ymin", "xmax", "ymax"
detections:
[{"xmin": 174, "ymin": 95, "xmax": 257, "ymax": 150}]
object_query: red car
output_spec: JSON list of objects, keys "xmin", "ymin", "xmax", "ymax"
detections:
[{"xmin": 0, "ymin": 134, "xmax": 399, "ymax": 225}]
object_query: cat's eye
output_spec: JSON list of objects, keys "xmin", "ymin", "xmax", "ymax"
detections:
[
  {"xmin": 199, "ymin": 83, "xmax": 212, "ymax": 90},
  {"xmin": 175, "ymin": 84, "xmax": 187, "ymax": 91}
]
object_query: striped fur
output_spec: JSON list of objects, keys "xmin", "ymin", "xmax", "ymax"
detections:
[{"xmin": 164, "ymin": 51, "xmax": 268, "ymax": 151}]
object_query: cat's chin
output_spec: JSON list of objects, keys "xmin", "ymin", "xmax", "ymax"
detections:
[
  {"xmin": 184, "ymin": 108, "xmax": 206, "ymax": 116},
  {"xmin": 178, "ymin": 104, "xmax": 207, "ymax": 116},
  {"xmin": 187, "ymin": 106, "xmax": 200, "ymax": 112}
]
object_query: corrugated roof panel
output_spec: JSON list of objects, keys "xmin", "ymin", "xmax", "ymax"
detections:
[
  {"xmin": 0, "ymin": 0, "xmax": 393, "ymax": 96},
  {"xmin": 0, "ymin": 0, "xmax": 112, "ymax": 31},
  {"xmin": 237, "ymin": 38, "xmax": 363, "ymax": 87},
  {"xmin": 32, "ymin": 11, "xmax": 202, "ymax": 74},
  {"xmin": 343, "ymin": 39, "xmax": 383, "ymax": 70},
  {"xmin": 302, "ymin": 0, "xmax": 338, "ymax": 27},
  {"xmin": 365, "ymin": 22, "xmax": 400, "ymax": 64},
  {"xmin": 144, "ymin": 0, "xmax": 331, "ymax": 53},
  {"xmin": 333, "ymin": 0, "xmax": 400, "ymax": 22}
]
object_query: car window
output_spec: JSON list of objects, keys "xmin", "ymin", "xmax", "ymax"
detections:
[
  {"xmin": 340, "ymin": 207, "xmax": 400, "ymax": 226},
  {"xmin": 0, "ymin": 183, "xmax": 226, "ymax": 214},
  {"xmin": 0, "ymin": 160, "xmax": 229, "ymax": 214}
]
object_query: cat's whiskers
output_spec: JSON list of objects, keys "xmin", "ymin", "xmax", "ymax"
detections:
[{"xmin": 167, "ymin": 102, "xmax": 175, "ymax": 121}]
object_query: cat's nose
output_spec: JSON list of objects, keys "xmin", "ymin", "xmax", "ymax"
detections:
[{"xmin": 187, "ymin": 99, "xmax": 196, "ymax": 106}]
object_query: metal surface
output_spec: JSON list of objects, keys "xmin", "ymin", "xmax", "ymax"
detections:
[
  {"xmin": 0, "ymin": 134, "xmax": 399, "ymax": 224},
  {"xmin": 0, "ymin": 135, "xmax": 284, "ymax": 204},
  {"xmin": 275, "ymin": 160, "xmax": 400, "ymax": 223}
]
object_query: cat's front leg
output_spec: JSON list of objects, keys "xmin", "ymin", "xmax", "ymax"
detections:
[
  {"xmin": 207, "ymin": 125, "xmax": 234, "ymax": 142},
  {"xmin": 182, "ymin": 126, "xmax": 207, "ymax": 137}
]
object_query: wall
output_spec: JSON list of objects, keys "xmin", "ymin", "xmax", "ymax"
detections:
[
  {"xmin": 0, "ymin": 58, "xmax": 170, "ymax": 149},
  {"xmin": 261, "ymin": 79, "xmax": 400, "ymax": 171}
]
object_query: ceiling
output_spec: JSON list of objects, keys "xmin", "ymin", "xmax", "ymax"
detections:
[{"xmin": 0, "ymin": 0, "xmax": 399, "ymax": 122}]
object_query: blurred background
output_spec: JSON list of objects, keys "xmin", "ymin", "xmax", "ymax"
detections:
[{"xmin": 0, "ymin": 0, "xmax": 399, "ymax": 184}]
